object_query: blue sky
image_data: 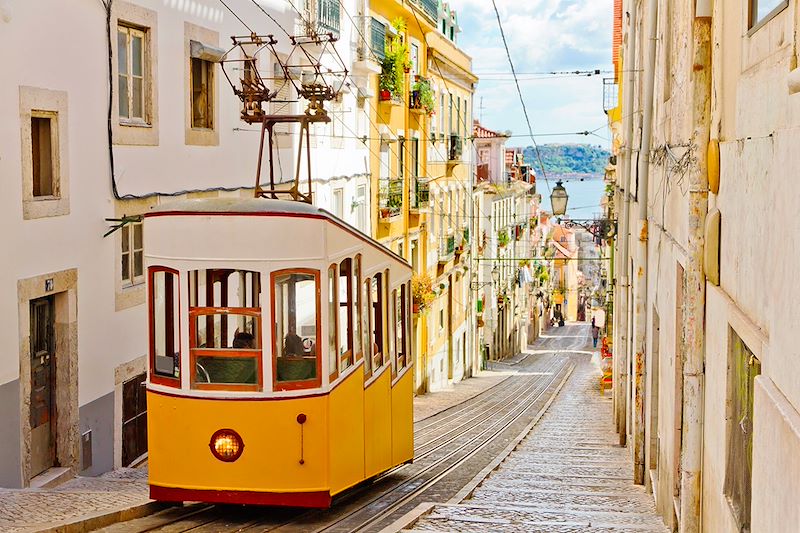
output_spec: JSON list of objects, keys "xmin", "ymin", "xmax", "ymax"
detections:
[{"xmin": 447, "ymin": 0, "xmax": 613, "ymax": 149}]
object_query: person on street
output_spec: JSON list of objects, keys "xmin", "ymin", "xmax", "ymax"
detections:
[{"xmin": 592, "ymin": 325, "xmax": 600, "ymax": 348}]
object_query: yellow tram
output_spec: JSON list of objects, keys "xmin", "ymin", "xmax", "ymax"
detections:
[{"xmin": 144, "ymin": 198, "xmax": 414, "ymax": 507}]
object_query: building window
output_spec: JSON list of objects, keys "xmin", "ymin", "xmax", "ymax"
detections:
[
  {"xmin": 31, "ymin": 115, "xmax": 57, "ymax": 198},
  {"xmin": 191, "ymin": 57, "xmax": 214, "ymax": 129},
  {"xmin": 118, "ymin": 24, "xmax": 147, "ymax": 123},
  {"xmin": 332, "ymin": 188, "xmax": 344, "ymax": 218},
  {"xmin": 356, "ymin": 185, "xmax": 367, "ymax": 231},
  {"xmin": 121, "ymin": 221, "xmax": 144, "ymax": 288},
  {"xmin": 749, "ymin": 0, "xmax": 788, "ymax": 29},
  {"xmin": 411, "ymin": 43, "xmax": 419, "ymax": 76},
  {"xmin": 724, "ymin": 329, "xmax": 761, "ymax": 531}
]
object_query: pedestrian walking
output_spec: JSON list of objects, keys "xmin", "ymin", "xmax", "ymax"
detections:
[{"xmin": 592, "ymin": 325, "xmax": 600, "ymax": 348}]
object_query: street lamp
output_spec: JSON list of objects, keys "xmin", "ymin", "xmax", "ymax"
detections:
[
  {"xmin": 550, "ymin": 180, "xmax": 569, "ymax": 216},
  {"xmin": 491, "ymin": 266, "xmax": 500, "ymax": 285},
  {"xmin": 470, "ymin": 266, "xmax": 501, "ymax": 291}
]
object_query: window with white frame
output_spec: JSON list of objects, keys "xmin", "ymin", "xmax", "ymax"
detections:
[
  {"xmin": 749, "ymin": 0, "xmax": 788, "ymax": 29},
  {"xmin": 118, "ymin": 24, "xmax": 148, "ymax": 123},
  {"xmin": 332, "ymin": 187, "xmax": 344, "ymax": 218},
  {"xmin": 121, "ymin": 221, "xmax": 144, "ymax": 287},
  {"xmin": 411, "ymin": 43, "xmax": 419, "ymax": 76},
  {"xmin": 356, "ymin": 185, "xmax": 367, "ymax": 231}
]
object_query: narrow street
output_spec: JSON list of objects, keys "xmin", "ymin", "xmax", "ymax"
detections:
[{"xmin": 405, "ymin": 324, "xmax": 668, "ymax": 532}]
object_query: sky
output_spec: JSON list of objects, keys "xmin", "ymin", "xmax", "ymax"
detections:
[{"xmin": 446, "ymin": 0, "xmax": 614, "ymax": 149}]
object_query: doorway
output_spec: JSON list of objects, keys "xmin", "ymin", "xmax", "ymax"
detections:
[
  {"xmin": 30, "ymin": 296, "xmax": 56, "ymax": 478},
  {"xmin": 122, "ymin": 373, "xmax": 148, "ymax": 466}
]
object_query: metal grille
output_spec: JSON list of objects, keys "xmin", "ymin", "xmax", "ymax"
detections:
[{"xmin": 317, "ymin": 0, "xmax": 340, "ymax": 36}]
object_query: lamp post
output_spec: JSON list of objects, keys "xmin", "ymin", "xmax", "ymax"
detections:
[{"xmin": 550, "ymin": 180, "xmax": 569, "ymax": 216}]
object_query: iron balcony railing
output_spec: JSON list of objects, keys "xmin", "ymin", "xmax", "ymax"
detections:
[
  {"xmin": 411, "ymin": 177, "xmax": 430, "ymax": 211},
  {"xmin": 378, "ymin": 179, "xmax": 402, "ymax": 219},
  {"xmin": 439, "ymin": 232, "xmax": 456, "ymax": 262},
  {"xmin": 370, "ymin": 17, "xmax": 386, "ymax": 62}
]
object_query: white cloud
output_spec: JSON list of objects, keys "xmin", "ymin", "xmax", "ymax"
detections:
[{"xmin": 446, "ymin": 0, "xmax": 613, "ymax": 146}]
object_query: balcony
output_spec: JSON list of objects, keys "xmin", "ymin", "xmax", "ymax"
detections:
[
  {"xmin": 410, "ymin": 177, "xmax": 430, "ymax": 213},
  {"xmin": 378, "ymin": 179, "xmax": 402, "ymax": 221},
  {"xmin": 448, "ymin": 134, "xmax": 463, "ymax": 161},
  {"xmin": 297, "ymin": 0, "xmax": 341, "ymax": 39},
  {"xmin": 438, "ymin": 232, "xmax": 456, "ymax": 263}
]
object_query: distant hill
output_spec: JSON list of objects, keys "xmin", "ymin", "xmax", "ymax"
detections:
[{"xmin": 522, "ymin": 144, "xmax": 610, "ymax": 177}]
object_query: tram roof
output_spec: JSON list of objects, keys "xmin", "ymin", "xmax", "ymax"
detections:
[{"xmin": 147, "ymin": 198, "xmax": 326, "ymax": 217}]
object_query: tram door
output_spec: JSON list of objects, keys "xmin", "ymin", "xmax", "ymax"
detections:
[{"xmin": 30, "ymin": 296, "xmax": 56, "ymax": 477}]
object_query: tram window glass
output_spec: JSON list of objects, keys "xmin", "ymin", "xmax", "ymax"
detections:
[
  {"xmin": 328, "ymin": 265, "xmax": 339, "ymax": 381},
  {"xmin": 339, "ymin": 258, "xmax": 353, "ymax": 370},
  {"xmin": 405, "ymin": 281, "xmax": 412, "ymax": 367},
  {"xmin": 150, "ymin": 268, "xmax": 180, "ymax": 385},
  {"xmin": 363, "ymin": 278, "xmax": 372, "ymax": 377},
  {"xmin": 389, "ymin": 289, "xmax": 397, "ymax": 376},
  {"xmin": 383, "ymin": 270, "xmax": 391, "ymax": 366},
  {"xmin": 353, "ymin": 255, "xmax": 363, "ymax": 361},
  {"xmin": 397, "ymin": 284, "xmax": 407, "ymax": 370},
  {"xmin": 273, "ymin": 270, "xmax": 320, "ymax": 389},
  {"xmin": 191, "ymin": 311, "xmax": 261, "ymax": 388},
  {"xmin": 371, "ymin": 274, "xmax": 383, "ymax": 371},
  {"xmin": 188, "ymin": 269, "xmax": 260, "ymax": 309}
]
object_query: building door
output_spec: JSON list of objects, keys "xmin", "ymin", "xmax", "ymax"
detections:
[
  {"xmin": 30, "ymin": 296, "xmax": 56, "ymax": 478},
  {"xmin": 122, "ymin": 373, "xmax": 148, "ymax": 466}
]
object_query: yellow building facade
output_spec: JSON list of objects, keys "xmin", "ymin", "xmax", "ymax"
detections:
[{"xmin": 364, "ymin": 0, "xmax": 476, "ymax": 393}]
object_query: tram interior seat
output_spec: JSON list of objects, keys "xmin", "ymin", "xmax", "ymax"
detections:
[
  {"xmin": 276, "ymin": 356, "xmax": 316, "ymax": 381},
  {"xmin": 196, "ymin": 356, "xmax": 257, "ymax": 384}
]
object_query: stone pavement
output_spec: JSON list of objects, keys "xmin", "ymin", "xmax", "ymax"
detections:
[
  {"xmin": 0, "ymin": 468, "xmax": 153, "ymax": 533},
  {"xmin": 404, "ymin": 349, "xmax": 669, "ymax": 532},
  {"xmin": 0, "ymin": 369, "xmax": 515, "ymax": 532}
]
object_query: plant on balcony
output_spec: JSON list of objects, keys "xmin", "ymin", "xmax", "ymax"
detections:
[
  {"xmin": 498, "ymin": 229, "xmax": 510, "ymax": 248},
  {"xmin": 379, "ymin": 18, "xmax": 411, "ymax": 101},
  {"xmin": 410, "ymin": 77, "xmax": 435, "ymax": 114},
  {"xmin": 411, "ymin": 272, "xmax": 435, "ymax": 313}
]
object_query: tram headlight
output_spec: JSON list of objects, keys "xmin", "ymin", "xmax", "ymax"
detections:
[{"xmin": 209, "ymin": 429, "xmax": 244, "ymax": 462}]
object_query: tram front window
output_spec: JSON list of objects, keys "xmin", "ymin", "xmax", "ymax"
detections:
[
  {"xmin": 188, "ymin": 269, "xmax": 262, "ymax": 391},
  {"xmin": 273, "ymin": 270, "xmax": 321, "ymax": 390}
]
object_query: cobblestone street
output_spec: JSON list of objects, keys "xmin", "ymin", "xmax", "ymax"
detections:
[{"xmin": 405, "ymin": 324, "xmax": 669, "ymax": 532}]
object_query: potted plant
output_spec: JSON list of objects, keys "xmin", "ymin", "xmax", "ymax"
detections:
[
  {"xmin": 498, "ymin": 229, "xmax": 509, "ymax": 248},
  {"xmin": 411, "ymin": 77, "xmax": 435, "ymax": 114},
  {"xmin": 411, "ymin": 272, "xmax": 435, "ymax": 313}
]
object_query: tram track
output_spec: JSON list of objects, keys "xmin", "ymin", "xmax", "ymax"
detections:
[{"xmin": 103, "ymin": 331, "xmax": 587, "ymax": 533}]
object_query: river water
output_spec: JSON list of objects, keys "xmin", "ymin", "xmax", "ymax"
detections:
[{"xmin": 536, "ymin": 176, "xmax": 606, "ymax": 219}]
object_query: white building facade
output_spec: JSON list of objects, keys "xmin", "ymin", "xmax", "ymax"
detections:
[{"xmin": 0, "ymin": 0, "xmax": 367, "ymax": 487}]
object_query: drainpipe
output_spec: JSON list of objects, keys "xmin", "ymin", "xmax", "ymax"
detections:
[
  {"xmin": 680, "ymin": 5, "xmax": 712, "ymax": 532},
  {"xmin": 632, "ymin": 0, "xmax": 658, "ymax": 485},
  {"xmin": 614, "ymin": 0, "xmax": 637, "ymax": 445}
]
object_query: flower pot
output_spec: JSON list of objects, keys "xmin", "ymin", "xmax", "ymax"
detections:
[
  {"xmin": 403, "ymin": 66, "xmax": 410, "ymax": 73},
  {"xmin": 412, "ymin": 302, "xmax": 420, "ymax": 313},
  {"xmin": 379, "ymin": 89, "xmax": 392, "ymax": 101}
]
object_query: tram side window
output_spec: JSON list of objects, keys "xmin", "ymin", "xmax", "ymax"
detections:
[
  {"xmin": 338, "ymin": 258, "xmax": 354, "ymax": 370},
  {"xmin": 273, "ymin": 271, "xmax": 321, "ymax": 390},
  {"xmin": 328, "ymin": 265, "xmax": 339, "ymax": 381},
  {"xmin": 363, "ymin": 278, "xmax": 372, "ymax": 377},
  {"xmin": 396, "ymin": 284, "xmax": 407, "ymax": 371},
  {"xmin": 390, "ymin": 289, "xmax": 398, "ymax": 377},
  {"xmin": 405, "ymin": 281, "xmax": 412, "ymax": 367},
  {"xmin": 383, "ymin": 270, "xmax": 391, "ymax": 367},
  {"xmin": 371, "ymin": 274, "xmax": 383, "ymax": 371},
  {"xmin": 188, "ymin": 269, "xmax": 262, "ymax": 390},
  {"xmin": 150, "ymin": 268, "xmax": 180, "ymax": 384},
  {"xmin": 353, "ymin": 255, "xmax": 363, "ymax": 362}
]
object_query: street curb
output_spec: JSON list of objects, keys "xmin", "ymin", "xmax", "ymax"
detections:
[
  {"xmin": 36, "ymin": 500, "xmax": 169, "ymax": 533},
  {"xmin": 385, "ymin": 361, "xmax": 576, "ymax": 533},
  {"xmin": 449, "ymin": 362, "xmax": 576, "ymax": 503}
]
